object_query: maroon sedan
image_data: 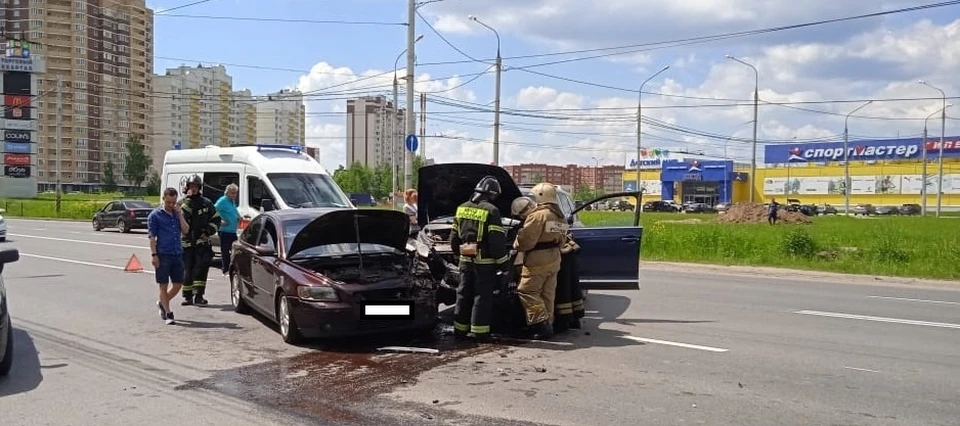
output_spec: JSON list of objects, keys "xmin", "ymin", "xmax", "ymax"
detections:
[{"xmin": 228, "ymin": 208, "xmax": 437, "ymax": 344}]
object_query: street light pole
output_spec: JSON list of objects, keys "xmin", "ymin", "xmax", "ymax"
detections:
[
  {"xmin": 726, "ymin": 55, "xmax": 759, "ymax": 202},
  {"xmin": 919, "ymin": 80, "xmax": 948, "ymax": 218},
  {"xmin": 843, "ymin": 100, "xmax": 873, "ymax": 215},
  {"xmin": 393, "ymin": 35, "xmax": 423, "ymax": 199},
  {"xmin": 637, "ymin": 65, "xmax": 669, "ymax": 209},
  {"xmin": 469, "ymin": 16, "xmax": 502, "ymax": 165}
]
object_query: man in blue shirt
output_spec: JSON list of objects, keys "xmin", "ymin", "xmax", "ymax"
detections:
[
  {"xmin": 215, "ymin": 183, "xmax": 240, "ymax": 275},
  {"xmin": 148, "ymin": 187, "xmax": 190, "ymax": 325}
]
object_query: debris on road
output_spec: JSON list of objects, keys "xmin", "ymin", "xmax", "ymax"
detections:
[
  {"xmin": 534, "ymin": 366, "xmax": 547, "ymax": 373},
  {"xmin": 714, "ymin": 203, "xmax": 812, "ymax": 224},
  {"xmin": 377, "ymin": 346, "xmax": 440, "ymax": 355}
]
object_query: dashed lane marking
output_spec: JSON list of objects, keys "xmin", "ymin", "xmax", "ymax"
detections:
[
  {"xmin": 794, "ymin": 310, "xmax": 960, "ymax": 330},
  {"xmin": 622, "ymin": 336, "xmax": 729, "ymax": 353}
]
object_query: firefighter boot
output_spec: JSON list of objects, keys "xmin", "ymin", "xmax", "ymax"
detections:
[
  {"xmin": 194, "ymin": 289, "xmax": 209, "ymax": 306},
  {"xmin": 530, "ymin": 322, "xmax": 553, "ymax": 340}
]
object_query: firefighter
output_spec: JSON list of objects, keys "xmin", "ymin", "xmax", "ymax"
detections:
[
  {"xmin": 513, "ymin": 182, "xmax": 568, "ymax": 340},
  {"xmin": 179, "ymin": 174, "xmax": 220, "ymax": 306},
  {"xmin": 450, "ymin": 175, "xmax": 510, "ymax": 342},
  {"xmin": 553, "ymin": 231, "xmax": 585, "ymax": 333}
]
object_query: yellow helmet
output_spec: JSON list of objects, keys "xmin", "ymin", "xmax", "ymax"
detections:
[
  {"xmin": 511, "ymin": 196, "xmax": 536, "ymax": 217},
  {"xmin": 531, "ymin": 182, "xmax": 558, "ymax": 205}
]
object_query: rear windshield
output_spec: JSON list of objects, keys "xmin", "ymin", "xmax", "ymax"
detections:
[
  {"xmin": 267, "ymin": 173, "xmax": 351, "ymax": 209},
  {"xmin": 125, "ymin": 201, "xmax": 153, "ymax": 208}
]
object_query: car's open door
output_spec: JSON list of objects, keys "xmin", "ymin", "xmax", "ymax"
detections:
[{"xmin": 568, "ymin": 191, "xmax": 642, "ymax": 290}]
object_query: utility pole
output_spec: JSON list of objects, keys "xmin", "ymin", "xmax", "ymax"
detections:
[
  {"xmin": 392, "ymin": 76, "xmax": 398, "ymax": 197},
  {"xmin": 55, "ymin": 75, "xmax": 63, "ymax": 215},
  {"xmin": 725, "ymin": 55, "xmax": 759, "ymax": 202},
  {"xmin": 843, "ymin": 100, "xmax": 873, "ymax": 215},
  {"xmin": 404, "ymin": 0, "xmax": 416, "ymax": 190},
  {"xmin": 636, "ymin": 65, "xmax": 669, "ymax": 210},
  {"xmin": 936, "ymin": 98, "xmax": 947, "ymax": 218},
  {"xmin": 420, "ymin": 92, "xmax": 426, "ymax": 160}
]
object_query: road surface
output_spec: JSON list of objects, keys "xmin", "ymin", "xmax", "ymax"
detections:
[{"xmin": 0, "ymin": 218, "xmax": 958, "ymax": 425}]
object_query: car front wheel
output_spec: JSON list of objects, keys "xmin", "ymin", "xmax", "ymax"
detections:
[{"xmin": 277, "ymin": 294, "xmax": 303, "ymax": 345}]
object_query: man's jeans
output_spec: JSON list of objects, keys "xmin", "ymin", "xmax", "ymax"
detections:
[{"xmin": 219, "ymin": 231, "xmax": 239, "ymax": 273}]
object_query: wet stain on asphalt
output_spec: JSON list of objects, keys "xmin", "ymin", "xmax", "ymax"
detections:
[{"xmin": 175, "ymin": 326, "xmax": 507, "ymax": 424}]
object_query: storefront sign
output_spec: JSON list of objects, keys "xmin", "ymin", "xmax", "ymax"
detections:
[
  {"xmin": 4, "ymin": 153, "xmax": 30, "ymax": 166},
  {"xmin": 1, "ymin": 119, "xmax": 37, "ymax": 131},
  {"xmin": 626, "ymin": 158, "xmax": 664, "ymax": 170},
  {"xmin": 3, "ymin": 141, "xmax": 31, "ymax": 154},
  {"xmin": 624, "ymin": 147, "xmax": 674, "ymax": 170},
  {"xmin": 3, "ymin": 95, "xmax": 31, "ymax": 120},
  {"xmin": 3, "ymin": 165, "xmax": 29, "ymax": 178},
  {"xmin": 764, "ymin": 137, "xmax": 960, "ymax": 164},
  {"xmin": 3, "ymin": 130, "xmax": 31, "ymax": 142},
  {"xmin": 4, "ymin": 95, "xmax": 30, "ymax": 107}
]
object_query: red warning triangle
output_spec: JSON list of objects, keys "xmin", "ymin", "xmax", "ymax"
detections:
[{"xmin": 124, "ymin": 254, "xmax": 144, "ymax": 273}]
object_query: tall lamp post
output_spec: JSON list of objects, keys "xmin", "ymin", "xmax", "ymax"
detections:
[
  {"xmin": 919, "ymin": 80, "xmax": 948, "ymax": 218},
  {"xmin": 393, "ymin": 35, "xmax": 423, "ymax": 198},
  {"xmin": 922, "ymin": 104, "xmax": 952, "ymax": 216},
  {"xmin": 725, "ymin": 55, "xmax": 759, "ymax": 202},
  {"xmin": 468, "ymin": 15, "xmax": 502, "ymax": 165},
  {"xmin": 636, "ymin": 65, "xmax": 669, "ymax": 209},
  {"xmin": 843, "ymin": 100, "xmax": 873, "ymax": 215}
]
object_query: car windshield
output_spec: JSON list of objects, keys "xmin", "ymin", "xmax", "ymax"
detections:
[
  {"xmin": 282, "ymin": 218, "xmax": 401, "ymax": 259},
  {"xmin": 267, "ymin": 173, "xmax": 352, "ymax": 209},
  {"xmin": 125, "ymin": 201, "xmax": 153, "ymax": 208}
]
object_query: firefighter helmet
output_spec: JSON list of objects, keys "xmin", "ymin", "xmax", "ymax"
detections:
[
  {"xmin": 511, "ymin": 196, "xmax": 536, "ymax": 218},
  {"xmin": 530, "ymin": 182, "xmax": 558, "ymax": 205},
  {"xmin": 184, "ymin": 174, "xmax": 203, "ymax": 194},
  {"xmin": 473, "ymin": 175, "xmax": 502, "ymax": 200}
]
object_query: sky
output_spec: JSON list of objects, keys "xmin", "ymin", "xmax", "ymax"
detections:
[{"xmin": 147, "ymin": 0, "xmax": 960, "ymax": 172}]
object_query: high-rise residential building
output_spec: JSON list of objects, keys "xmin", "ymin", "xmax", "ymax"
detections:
[
  {"xmin": 256, "ymin": 88, "xmax": 305, "ymax": 145},
  {"xmin": 150, "ymin": 64, "xmax": 256, "ymax": 172},
  {"xmin": 345, "ymin": 95, "xmax": 404, "ymax": 169},
  {"xmin": 1, "ymin": 0, "xmax": 154, "ymax": 190}
]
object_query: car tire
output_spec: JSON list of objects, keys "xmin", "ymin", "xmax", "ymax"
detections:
[
  {"xmin": 230, "ymin": 272, "xmax": 251, "ymax": 314},
  {"xmin": 93, "ymin": 218, "xmax": 102, "ymax": 231},
  {"xmin": 276, "ymin": 294, "xmax": 304, "ymax": 345},
  {"xmin": 0, "ymin": 316, "xmax": 13, "ymax": 377},
  {"xmin": 117, "ymin": 219, "xmax": 129, "ymax": 233}
]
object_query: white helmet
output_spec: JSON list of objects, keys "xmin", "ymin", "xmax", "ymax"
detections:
[
  {"xmin": 511, "ymin": 196, "xmax": 536, "ymax": 217},
  {"xmin": 531, "ymin": 182, "xmax": 558, "ymax": 205}
]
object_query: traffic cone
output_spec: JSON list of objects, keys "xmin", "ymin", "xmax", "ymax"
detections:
[{"xmin": 124, "ymin": 254, "xmax": 144, "ymax": 273}]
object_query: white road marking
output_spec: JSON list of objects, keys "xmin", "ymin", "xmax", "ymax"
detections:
[
  {"xmin": 622, "ymin": 336, "xmax": 729, "ymax": 353},
  {"xmin": 21, "ymin": 253, "xmax": 155, "ymax": 274},
  {"xmin": 10, "ymin": 233, "xmax": 145, "ymax": 249},
  {"xmin": 867, "ymin": 296, "xmax": 960, "ymax": 306},
  {"xmin": 794, "ymin": 310, "xmax": 960, "ymax": 329},
  {"xmin": 844, "ymin": 366, "xmax": 880, "ymax": 373}
]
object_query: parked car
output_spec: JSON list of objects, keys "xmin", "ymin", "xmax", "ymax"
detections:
[
  {"xmin": 820, "ymin": 204, "xmax": 838, "ymax": 215},
  {"xmin": 0, "ymin": 247, "xmax": 21, "ymax": 376},
  {"xmin": 875, "ymin": 205, "xmax": 900, "ymax": 215},
  {"xmin": 349, "ymin": 193, "xmax": 377, "ymax": 207},
  {"xmin": 898, "ymin": 203, "xmax": 921, "ymax": 215},
  {"xmin": 413, "ymin": 163, "xmax": 642, "ymax": 307},
  {"xmin": 682, "ymin": 202, "xmax": 716, "ymax": 213},
  {"xmin": 228, "ymin": 208, "xmax": 435, "ymax": 344},
  {"xmin": 0, "ymin": 208, "xmax": 7, "ymax": 242},
  {"xmin": 852, "ymin": 204, "xmax": 877, "ymax": 216},
  {"xmin": 715, "ymin": 202, "xmax": 731, "ymax": 213},
  {"xmin": 643, "ymin": 200, "xmax": 682, "ymax": 212},
  {"xmin": 92, "ymin": 200, "xmax": 155, "ymax": 233}
]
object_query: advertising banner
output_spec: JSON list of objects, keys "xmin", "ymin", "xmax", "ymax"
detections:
[
  {"xmin": 3, "ymin": 165, "xmax": 29, "ymax": 178},
  {"xmin": 3, "ymin": 130, "xmax": 31, "ymax": 142},
  {"xmin": 1, "ymin": 119, "xmax": 37, "ymax": 131},
  {"xmin": 624, "ymin": 148, "xmax": 673, "ymax": 170},
  {"xmin": 3, "ymin": 141, "xmax": 31, "ymax": 154},
  {"xmin": 764, "ymin": 137, "xmax": 960, "ymax": 164},
  {"xmin": 4, "ymin": 94, "xmax": 32, "ymax": 120},
  {"xmin": 4, "ymin": 153, "xmax": 30, "ymax": 166}
]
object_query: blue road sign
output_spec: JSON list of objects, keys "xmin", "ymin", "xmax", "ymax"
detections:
[{"xmin": 405, "ymin": 134, "xmax": 419, "ymax": 153}]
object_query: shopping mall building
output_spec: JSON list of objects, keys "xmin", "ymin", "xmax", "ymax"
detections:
[{"xmin": 622, "ymin": 138, "xmax": 960, "ymax": 208}]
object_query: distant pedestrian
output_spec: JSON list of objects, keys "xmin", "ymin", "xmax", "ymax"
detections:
[
  {"xmin": 148, "ymin": 187, "xmax": 189, "ymax": 325},
  {"xmin": 768, "ymin": 198, "xmax": 780, "ymax": 225},
  {"xmin": 215, "ymin": 183, "xmax": 240, "ymax": 275},
  {"xmin": 403, "ymin": 188, "xmax": 420, "ymax": 236}
]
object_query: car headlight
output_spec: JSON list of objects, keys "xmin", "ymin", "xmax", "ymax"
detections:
[{"xmin": 297, "ymin": 285, "xmax": 338, "ymax": 302}]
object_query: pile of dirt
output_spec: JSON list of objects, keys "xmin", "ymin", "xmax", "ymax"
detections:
[{"xmin": 715, "ymin": 203, "xmax": 813, "ymax": 224}]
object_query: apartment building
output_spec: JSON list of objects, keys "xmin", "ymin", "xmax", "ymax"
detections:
[
  {"xmin": 504, "ymin": 163, "xmax": 626, "ymax": 195},
  {"xmin": 1, "ymin": 0, "xmax": 153, "ymax": 189},
  {"xmin": 345, "ymin": 95, "xmax": 405, "ymax": 169},
  {"xmin": 255, "ymin": 88, "xmax": 305, "ymax": 145},
  {"xmin": 151, "ymin": 64, "xmax": 256, "ymax": 172}
]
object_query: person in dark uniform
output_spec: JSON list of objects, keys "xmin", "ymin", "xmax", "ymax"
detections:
[
  {"xmin": 450, "ymin": 176, "xmax": 510, "ymax": 342},
  {"xmin": 553, "ymin": 233, "xmax": 585, "ymax": 333},
  {"xmin": 179, "ymin": 174, "xmax": 220, "ymax": 306}
]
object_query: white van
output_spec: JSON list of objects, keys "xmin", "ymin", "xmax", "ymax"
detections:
[{"xmin": 160, "ymin": 144, "xmax": 354, "ymax": 237}]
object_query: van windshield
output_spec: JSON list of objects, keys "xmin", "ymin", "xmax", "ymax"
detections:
[{"xmin": 267, "ymin": 173, "xmax": 351, "ymax": 208}]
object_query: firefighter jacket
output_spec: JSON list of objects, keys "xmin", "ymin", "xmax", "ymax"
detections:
[
  {"xmin": 450, "ymin": 200, "xmax": 509, "ymax": 267},
  {"xmin": 180, "ymin": 194, "xmax": 220, "ymax": 248},
  {"xmin": 513, "ymin": 203, "xmax": 568, "ymax": 274}
]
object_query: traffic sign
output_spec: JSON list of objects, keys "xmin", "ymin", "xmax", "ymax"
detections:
[{"xmin": 405, "ymin": 134, "xmax": 418, "ymax": 153}]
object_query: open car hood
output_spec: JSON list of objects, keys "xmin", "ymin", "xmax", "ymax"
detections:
[
  {"xmin": 417, "ymin": 163, "xmax": 523, "ymax": 225},
  {"xmin": 287, "ymin": 209, "xmax": 410, "ymax": 258}
]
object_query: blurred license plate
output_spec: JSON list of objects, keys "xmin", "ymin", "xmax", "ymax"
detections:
[{"xmin": 361, "ymin": 301, "xmax": 413, "ymax": 320}]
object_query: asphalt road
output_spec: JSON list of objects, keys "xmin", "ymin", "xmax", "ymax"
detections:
[{"xmin": 1, "ymin": 217, "xmax": 958, "ymax": 426}]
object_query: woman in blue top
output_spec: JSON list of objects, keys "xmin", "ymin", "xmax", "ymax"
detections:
[{"xmin": 215, "ymin": 183, "xmax": 240, "ymax": 274}]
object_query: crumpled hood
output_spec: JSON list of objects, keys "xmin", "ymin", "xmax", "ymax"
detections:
[
  {"xmin": 416, "ymin": 163, "xmax": 523, "ymax": 225},
  {"xmin": 287, "ymin": 209, "xmax": 410, "ymax": 258}
]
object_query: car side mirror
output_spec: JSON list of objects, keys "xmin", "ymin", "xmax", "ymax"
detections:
[
  {"xmin": 0, "ymin": 248, "xmax": 20, "ymax": 275},
  {"xmin": 255, "ymin": 245, "xmax": 276, "ymax": 257},
  {"xmin": 261, "ymin": 199, "xmax": 276, "ymax": 212},
  {"xmin": 566, "ymin": 215, "xmax": 574, "ymax": 225}
]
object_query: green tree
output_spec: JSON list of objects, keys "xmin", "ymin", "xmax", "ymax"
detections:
[
  {"xmin": 123, "ymin": 135, "xmax": 151, "ymax": 190},
  {"xmin": 145, "ymin": 171, "xmax": 161, "ymax": 196},
  {"xmin": 411, "ymin": 155, "xmax": 427, "ymax": 189},
  {"xmin": 371, "ymin": 163, "xmax": 393, "ymax": 200},
  {"xmin": 102, "ymin": 160, "xmax": 118, "ymax": 193}
]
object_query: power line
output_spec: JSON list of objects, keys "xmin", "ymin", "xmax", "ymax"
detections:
[{"xmin": 154, "ymin": 0, "xmax": 215, "ymax": 14}]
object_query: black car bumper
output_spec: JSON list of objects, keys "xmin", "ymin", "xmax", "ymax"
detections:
[
  {"xmin": 288, "ymin": 298, "xmax": 437, "ymax": 338},
  {"xmin": 126, "ymin": 218, "xmax": 149, "ymax": 228}
]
